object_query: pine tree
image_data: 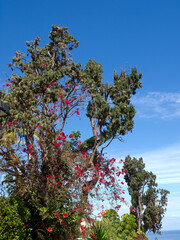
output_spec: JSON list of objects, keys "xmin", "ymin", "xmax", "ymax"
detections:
[{"xmin": 123, "ymin": 155, "xmax": 169, "ymax": 234}]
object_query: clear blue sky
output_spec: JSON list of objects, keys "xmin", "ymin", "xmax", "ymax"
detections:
[{"xmin": 1, "ymin": 0, "xmax": 180, "ymax": 231}]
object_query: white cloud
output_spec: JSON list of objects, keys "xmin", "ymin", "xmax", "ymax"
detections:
[
  {"xmin": 132, "ymin": 92, "xmax": 180, "ymax": 119},
  {"xmin": 133, "ymin": 143, "xmax": 180, "ymax": 185}
]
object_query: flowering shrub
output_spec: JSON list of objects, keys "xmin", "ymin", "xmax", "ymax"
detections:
[{"xmin": 0, "ymin": 25, "xmax": 142, "ymax": 239}]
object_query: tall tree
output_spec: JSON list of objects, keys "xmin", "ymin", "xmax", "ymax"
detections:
[
  {"xmin": 123, "ymin": 156, "xmax": 169, "ymax": 234},
  {"xmin": 0, "ymin": 25, "xmax": 142, "ymax": 239}
]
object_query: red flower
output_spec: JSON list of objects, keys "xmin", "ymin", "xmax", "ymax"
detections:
[
  {"xmin": 75, "ymin": 166, "xmax": 82, "ymax": 171},
  {"xmin": 43, "ymin": 63, "xmax": 47, "ymax": 67},
  {"xmin": 35, "ymin": 124, "xmax": 42, "ymax": 129},
  {"xmin": 55, "ymin": 143, "xmax": 61, "ymax": 147},
  {"xmin": 130, "ymin": 208, "xmax": 135, "ymax": 213},
  {"xmin": 56, "ymin": 182, "xmax": 61, "ymax": 186},
  {"xmin": 55, "ymin": 211, "xmax": 60, "ymax": 218},
  {"xmin": 12, "ymin": 120, "xmax": 18, "ymax": 125},
  {"xmin": 7, "ymin": 122, "xmax": 12, "ymax": 126},
  {"xmin": 41, "ymin": 222, "xmax": 45, "ymax": 228},
  {"xmin": 110, "ymin": 158, "xmax": 116, "ymax": 163},
  {"xmin": 48, "ymin": 175, "xmax": 55, "ymax": 180},
  {"xmin": 63, "ymin": 213, "xmax": 68, "ymax": 218},
  {"xmin": 69, "ymin": 134, "xmax": 73, "ymax": 138},
  {"xmin": 65, "ymin": 100, "xmax": 72, "ymax": 106},
  {"xmin": 48, "ymin": 227, "xmax": 53, "ymax": 232},
  {"xmin": 51, "ymin": 82, "xmax": 55, "ymax": 86},
  {"xmin": 74, "ymin": 109, "xmax": 80, "ymax": 115}
]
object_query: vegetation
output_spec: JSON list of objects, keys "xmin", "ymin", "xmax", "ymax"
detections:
[
  {"xmin": 100, "ymin": 209, "xmax": 139, "ymax": 240},
  {"xmin": 123, "ymin": 156, "xmax": 170, "ymax": 234},
  {"xmin": 0, "ymin": 25, "xmax": 142, "ymax": 239}
]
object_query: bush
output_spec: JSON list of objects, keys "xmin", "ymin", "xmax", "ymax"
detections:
[{"xmin": 0, "ymin": 197, "xmax": 32, "ymax": 240}]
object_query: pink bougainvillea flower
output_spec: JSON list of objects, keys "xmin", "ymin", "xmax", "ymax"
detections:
[
  {"xmin": 73, "ymin": 207, "xmax": 77, "ymax": 212},
  {"xmin": 100, "ymin": 172, "xmax": 104, "ymax": 177},
  {"xmin": 12, "ymin": 120, "xmax": 18, "ymax": 125},
  {"xmin": 75, "ymin": 166, "xmax": 82, "ymax": 171},
  {"xmin": 121, "ymin": 181, "xmax": 124, "ymax": 184},
  {"xmin": 43, "ymin": 63, "xmax": 47, "ymax": 67},
  {"xmin": 99, "ymin": 178, "xmax": 104, "ymax": 183},
  {"xmin": 115, "ymin": 205, "xmax": 120, "ymax": 211},
  {"xmin": 35, "ymin": 124, "xmax": 42, "ymax": 129},
  {"xmin": 48, "ymin": 227, "xmax": 53, "ymax": 232},
  {"xmin": 65, "ymin": 100, "xmax": 72, "ymax": 106},
  {"xmin": 48, "ymin": 175, "xmax": 55, "ymax": 180},
  {"xmin": 69, "ymin": 134, "xmax": 73, "ymax": 138},
  {"xmin": 77, "ymin": 172, "xmax": 85, "ymax": 177},
  {"xmin": 110, "ymin": 158, "xmax": 116, "ymax": 163},
  {"xmin": 66, "ymin": 84, "xmax": 69, "ymax": 87},
  {"xmin": 74, "ymin": 109, "xmax": 80, "ymax": 115},
  {"xmin": 51, "ymin": 82, "xmax": 55, "ymax": 86},
  {"xmin": 63, "ymin": 213, "xmax": 68, "ymax": 218},
  {"xmin": 7, "ymin": 122, "xmax": 12, "ymax": 126},
  {"xmin": 68, "ymin": 239, "xmax": 74, "ymax": 240},
  {"xmin": 55, "ymin": 143, "xmax": 61, "ymax": 147}
]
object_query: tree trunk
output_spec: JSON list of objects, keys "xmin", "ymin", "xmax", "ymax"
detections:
[{"xmin": 137, "ymin": 195, "xmax": 143, "ymax": 230}]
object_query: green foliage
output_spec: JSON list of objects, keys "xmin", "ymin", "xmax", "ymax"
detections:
[
  {"xmin": 0, "ymin": 197, "xmax": 32, "ymax": 240},
  {"xmin": 123, "ymin": 156, "xmax": 170, "ymax": 234},
  {"xmin": 137, "ymin": 229, "xmax": 145, "ymax": 236},
  {"xmin": 116, "ymin": 214, "xmax": 137, "ymax": 240},
  {"xmin": 102, "ymin": 209, "xmax": 119, "ymax": 224},
  {"xmin": 88, "ymin": 221, "xmax": 108, "ymax": 240},
  {"xmin": 101, "ymin": 212, "xmax": 137, "ymax": 240}
]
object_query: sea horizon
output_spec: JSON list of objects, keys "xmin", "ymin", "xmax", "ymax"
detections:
[{"xmin": 146, "ymin": 229, "xmax": 180, "ymax": 240}]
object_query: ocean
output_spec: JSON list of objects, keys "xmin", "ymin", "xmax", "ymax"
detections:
[{"xmin": 146, "ymin": 230, "xmax": 180, "ymax": 240}]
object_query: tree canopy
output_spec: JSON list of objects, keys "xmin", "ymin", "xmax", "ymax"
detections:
[
  {"xmin": 123, "ymin": 155, "xmax": 169, "ymax": 234},
  {"xmin": 0, "ymin": 25, "xmax": 142, "ymax": 239}
]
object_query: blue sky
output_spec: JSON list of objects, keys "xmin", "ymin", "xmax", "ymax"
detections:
[{"xmin": 1, "ymin": 0, "xmax": 180, "ymax": 231}]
